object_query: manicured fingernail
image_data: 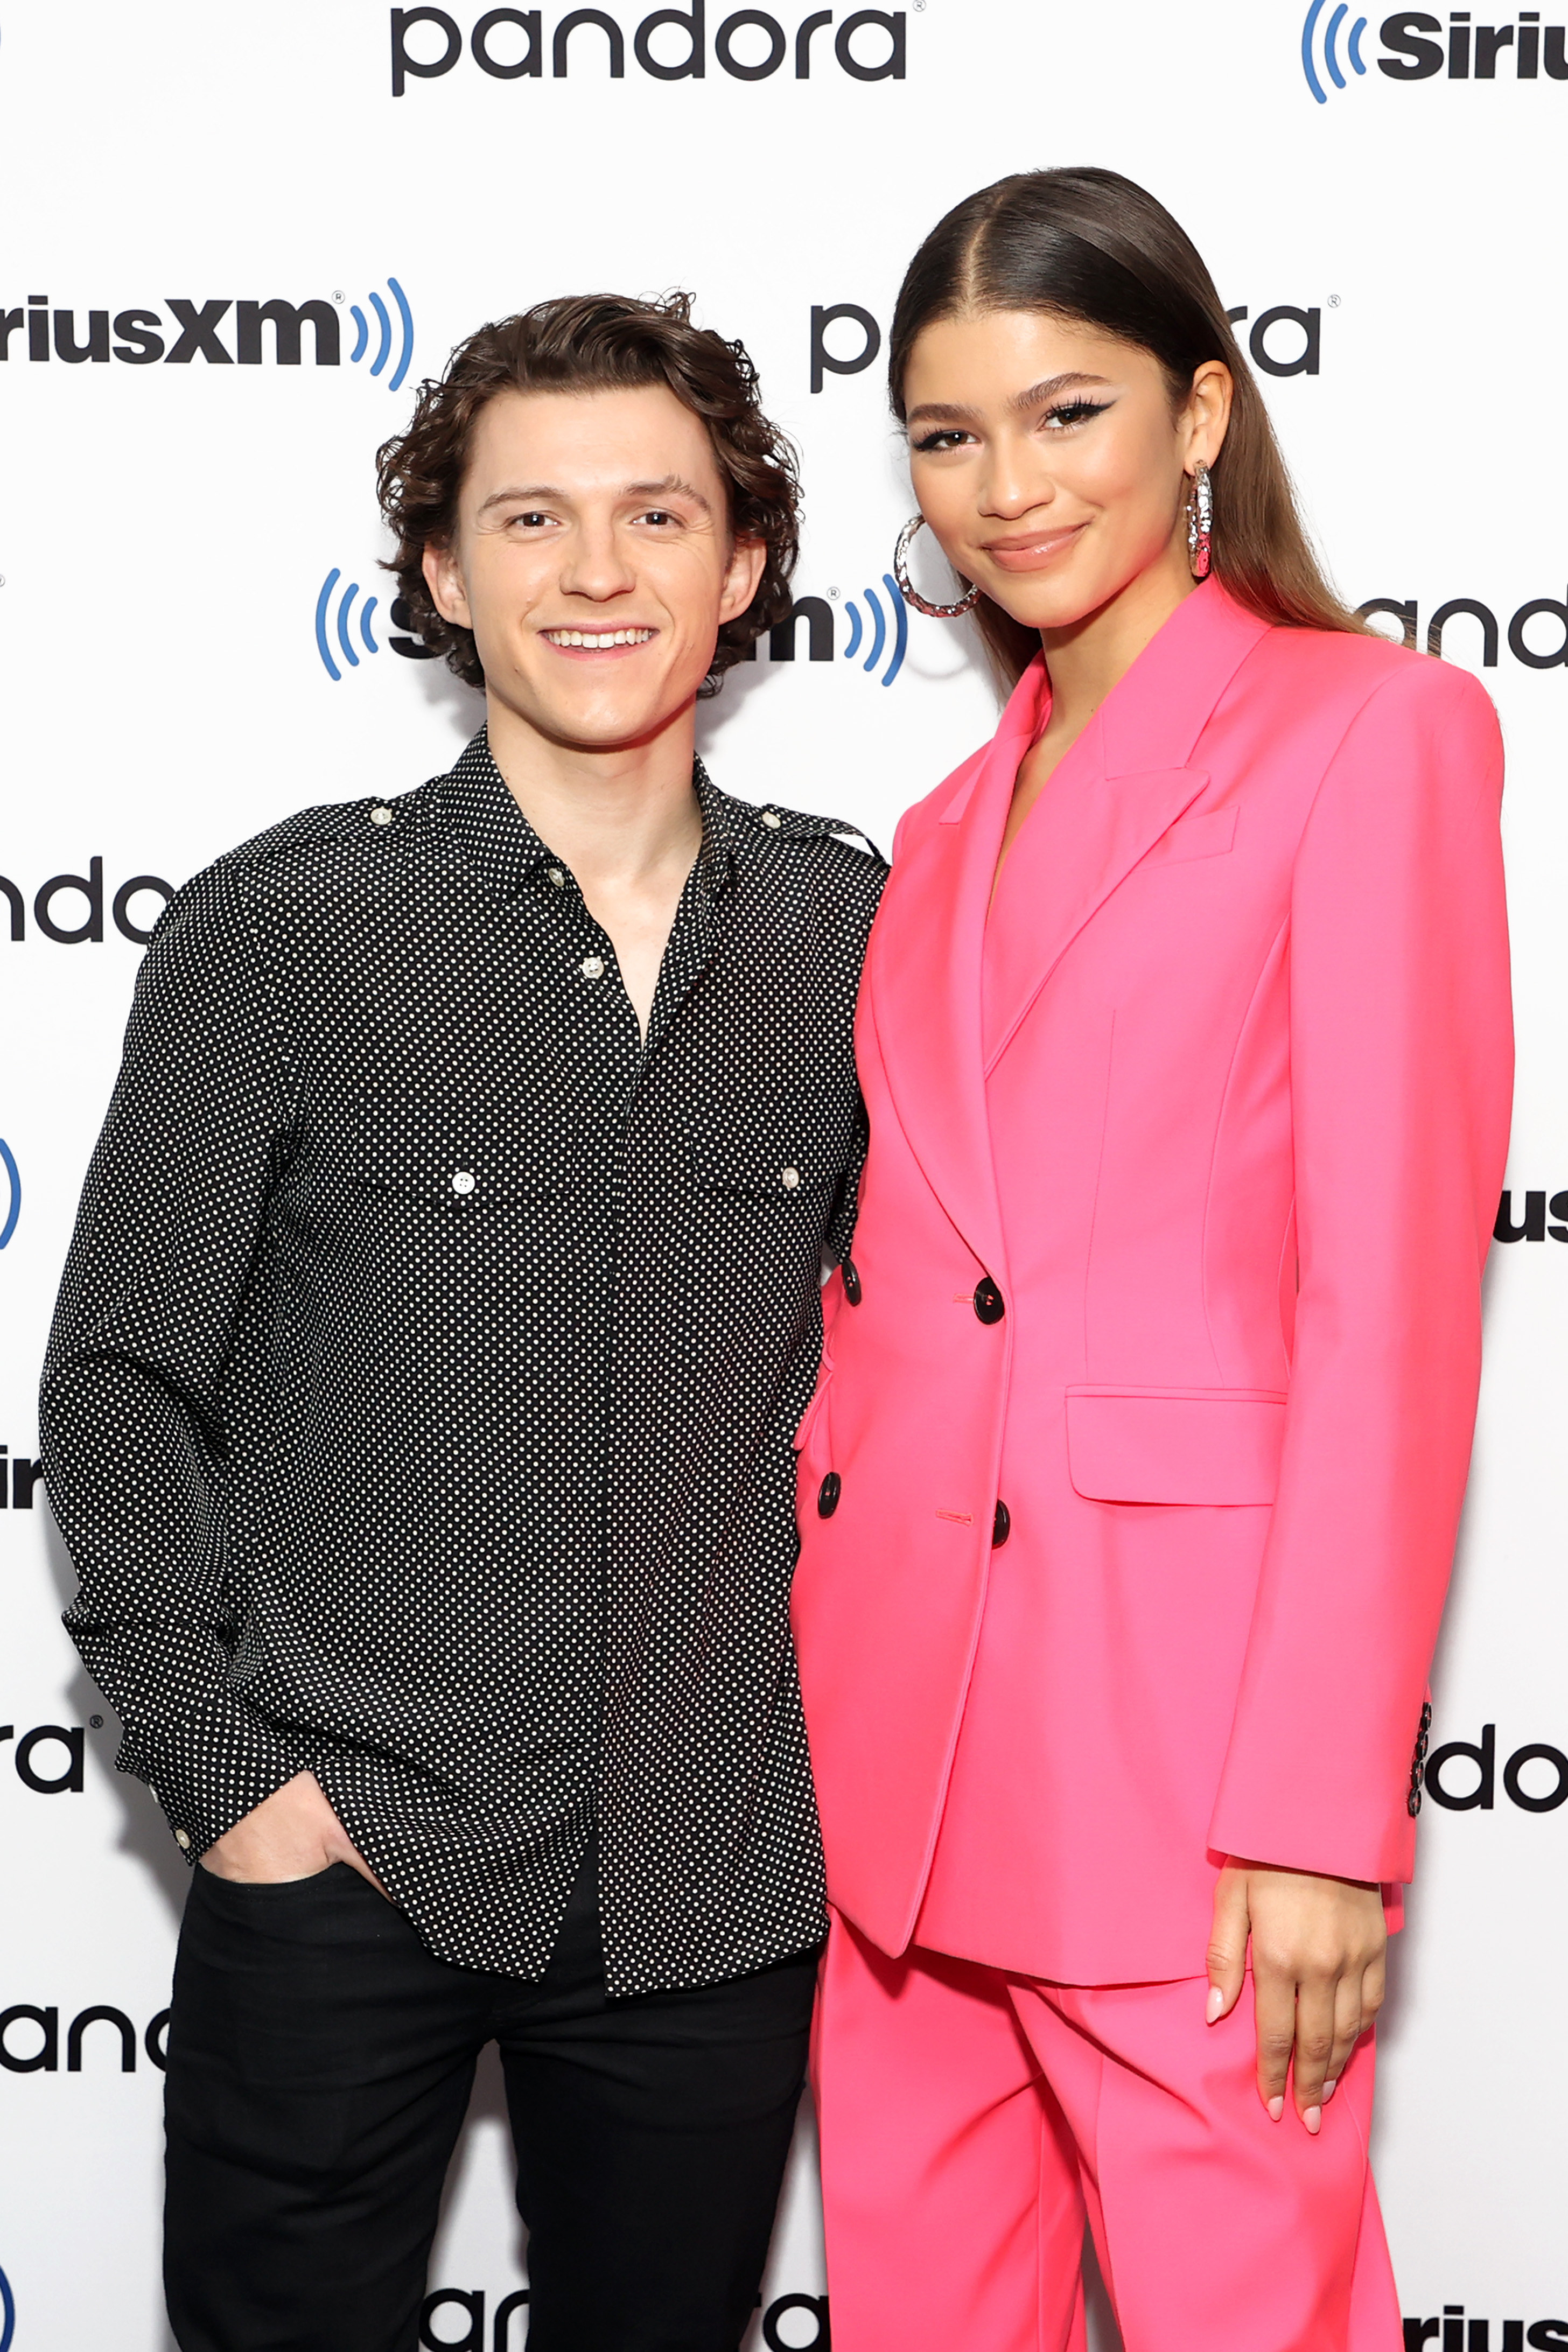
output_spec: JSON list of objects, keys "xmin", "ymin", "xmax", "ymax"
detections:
[
  {"xmin": 1304, "ymin": 2106, "xmax": 1322, "ymax": 2134},
  {"xmin": 1267, "ymin": 2096, "xmax": 1284, "ymax": 2122},
  {"xmin": 1323, "ymin": 2078, "xmax": 1338, "ymax": 2101},
  {"xmin": 1206, "ymin": 1985, "xmax": 1224, "ymax": 2024}
]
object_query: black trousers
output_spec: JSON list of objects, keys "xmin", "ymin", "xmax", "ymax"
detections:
[{"xmin": 163, "ymin": 1845, "xmax": 817, "ymax": 2352}]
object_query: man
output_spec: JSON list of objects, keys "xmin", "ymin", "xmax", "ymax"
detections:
[{"xmin": 40, "ymin": 292, "xmax": 884, "ymax": 2352}]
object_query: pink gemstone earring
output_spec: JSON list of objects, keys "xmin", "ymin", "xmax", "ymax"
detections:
[{"xmin": 1187, "ymin": 462, "xmax": 1213, "ymax": 581}]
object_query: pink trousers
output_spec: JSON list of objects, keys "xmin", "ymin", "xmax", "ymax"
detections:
[{"xmin": 813, "ymin": 1914, "xmax": 1403, "ymax": 2352}]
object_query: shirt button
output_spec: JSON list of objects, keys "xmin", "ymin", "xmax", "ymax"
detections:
[
  {"xmin": 760, "ymin": 811, "xmax": 782, "ymax": 830},
  {"xmin": 369, "ymin": 806, "xmax": 394, "ymax": 828},
  {"xmin": 451, "ymin": 1170, "xmax": 476, "ymax": 1195},
  {"xmin": 548, "ymin": 868, "xmax": 565, "ymax": 888},
  {"xmin": 817, "ymin": 1472, "xmax": 842, "ymax": 1518},
  {"xmin": 842, "ymin": 1258, "xmax": 863, "ymax": 1305},
  {"xmin": 781, "ymin": 1167, "xmax": 801, "ymax": 1191},
  {"xmin": 580, "ymin": 955, "xmax": 606, "ymax": 981},
  {"xmin": 992, "ymin": 1499, "xmax": 1012, "ymax": 1548},
  {"xmin": 173, "ymin": 1828, "xmax": 191, "ymax": 1850},
  {"xmin": 973, "ymin": 1275, "xmax": 1005, "ymax": 1325}
]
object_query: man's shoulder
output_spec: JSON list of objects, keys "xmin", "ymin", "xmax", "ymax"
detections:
[
  {"xmin": 155, "ymin": 776, "xmax": 445, "ymax": 944},
  {"xmin": 714, "ymin": 786, "xmax": 888, "ymax": 909}
]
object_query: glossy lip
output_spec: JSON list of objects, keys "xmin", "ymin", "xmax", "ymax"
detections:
[
  {"xmin": 538, "ymin": 626, "xmax": 661, "ymax": 662},
  {"xmin": 978, "ymin": 522, "xmax": 1088, "ymax": 574}
]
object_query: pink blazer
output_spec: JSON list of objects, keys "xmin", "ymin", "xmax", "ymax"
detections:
[{"xmin": 792, "ymin": 582, "xmax": 1512, "ymax": 1985}]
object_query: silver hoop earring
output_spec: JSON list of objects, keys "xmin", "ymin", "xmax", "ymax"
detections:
[
  {"xmin": 893, "ymin": 515, "xmax": 979, "ymax": 618},
  {"xmin": 1186, "ymin": 461, "xmax": 1213, "ymax": 582}
]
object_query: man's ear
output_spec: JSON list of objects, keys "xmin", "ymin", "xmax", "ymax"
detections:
[
  {"xmin": 422, "ymin": 540, "xmax": 472, "ymax": 629},
  {"xmin": 718, "ymin": 534, "xmax": 768, "ymax": 625}
]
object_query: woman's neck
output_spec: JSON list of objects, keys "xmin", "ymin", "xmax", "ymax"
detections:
[
  {"xmin": 1038, "ymin": 545, "xmax": 1199, "ymax": 748},
  {"xmin": 995, "ymin": 548, "xmax": 1200, "ymax": 883}
]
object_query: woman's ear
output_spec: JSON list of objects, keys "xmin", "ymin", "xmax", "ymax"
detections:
[
  {"xmin": 422, "ymin": 540, "xmax": 472, "ymax": 629},
  {"xmin": 1186, "ymin": 361, "xmax": 1234, "ymax": 471}
]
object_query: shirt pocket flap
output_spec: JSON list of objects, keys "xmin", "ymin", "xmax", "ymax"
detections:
[
  {"xmin": 689, "ymin": 1098, "xmax": 852, "ymax": 1201},
  {"xmin": 1065, "ymin": 1385, "xmax": 1286, "ymax": 1505},
  {"xmin": 342, "ymin": 1111, "xmax": 580, "ymax": 1206}
]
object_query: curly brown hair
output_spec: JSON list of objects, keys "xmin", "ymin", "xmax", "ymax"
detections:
[{"xmin": 376, "ymin": 291, "xmax": 800, "ymax": 696}]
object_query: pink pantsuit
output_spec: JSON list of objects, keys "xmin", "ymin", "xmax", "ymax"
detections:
[{"xmin": 792, "ymin": 584, "xmax": 1512, "ymax": 2349}]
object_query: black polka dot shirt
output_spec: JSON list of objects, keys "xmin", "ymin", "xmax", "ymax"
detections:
[{"xmin": 40, "ymin": 731, "xmax": 885, "ymax": 1995}]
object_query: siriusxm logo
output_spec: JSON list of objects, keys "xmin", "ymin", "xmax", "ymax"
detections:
[
  {"xmin": 741, "ymin": 587, "xmax": 906, "ymax": 685},
  {"xmin": 0, "ymin": 2261, "xmax": 12, "ymax": 2352},
  {"xmin": 313, "ymin": 575, "xmax": 907, "ymax": 683},
  {"xmin": 1, "ymin": 281, "xmax": 412, "ymax": 387},
  {"xmin": 0, "ymin": 1143, "xmax": 16, "ymax": 1253},
  {"xmin": 1304, "ymin": 7, "xmax": 1568, "ymax": 96},
  {"xmin": 1300, "ymin": 0, "xmax": 1370, "ymax": 99},
  {"xmin": 315, "ymin": 571, "xmax": 439, "ymax": 680},
  {"xmin": 391, "ymin": 5, "xmax": 905, "ymax": 92},
  {"xmin": 1405, "ymin": 2315, "xmax": 1568, "ymax": 2349}
]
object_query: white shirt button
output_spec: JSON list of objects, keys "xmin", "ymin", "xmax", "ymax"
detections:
[
  {"xmin": 781, "ymin": 1167, "xmax": 801, "ymax": 1190},
  {"xmin": 369, "ymin": 806, "xmax": 395, "ymax": 827},
  {"xmin": 760, "ymin": 811, "xmax": 782, "ymax": 830},
  {"xmin": 174, "ymin": 1828, "xmax": 191, "ymax": 1850},
  {"xmin": 580, "ymin": 956, "xmax": 606, "ymax": 981},
  {"xmin": 451, "ymin": 1170, "xmax": 476, "ymax": 1195},
  {"xmin": 548, "ymin": 868, "xmax": 565, "ymax": 888}
]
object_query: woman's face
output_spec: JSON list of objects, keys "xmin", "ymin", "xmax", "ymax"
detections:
[{"xmin": 901, "ymin": 308, "xmax": 1230, "ymax": 635}]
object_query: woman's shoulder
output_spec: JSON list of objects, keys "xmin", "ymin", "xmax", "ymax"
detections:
[{"xmin": 1254, "ymin": 617, "xmax": 1497, "ymax": 727}]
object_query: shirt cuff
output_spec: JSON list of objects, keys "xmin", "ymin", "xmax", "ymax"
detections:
[{"xmin": 131, "ymin": 1690, "xmax": 306, "ymax": 1861}]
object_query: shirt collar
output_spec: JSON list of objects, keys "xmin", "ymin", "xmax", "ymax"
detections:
[{"xmin": 436, "ymin": 727, "xmax": 738, "ymax": 902}]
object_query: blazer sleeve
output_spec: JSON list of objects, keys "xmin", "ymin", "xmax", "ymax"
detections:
[
  {"xmin": 38, "ymin": 862, "xmax": 304, "ymax": 1859},
  {"xmin": 1208, "ymin": 657, "xmax": 1512, "ymax": 1886}
]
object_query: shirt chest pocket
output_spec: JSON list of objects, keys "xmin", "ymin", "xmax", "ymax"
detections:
[
  {"xmin": 687, "ymin": 1095, "xmax": 856, "ymax": 1205},
  {"xmin": 338, "ymin": 1110, "xmax": 583, "ymax": 1212}
]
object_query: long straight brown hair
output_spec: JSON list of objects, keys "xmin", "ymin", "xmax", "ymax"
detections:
[{"xmin": 888, "ymin": 167, "xmax": 1366, "ymax": 687}]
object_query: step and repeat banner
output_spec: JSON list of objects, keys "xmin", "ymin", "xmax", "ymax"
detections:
[{"xmin": 2, "ymin": 3, "xmax": 1564, "ymax": 2346}]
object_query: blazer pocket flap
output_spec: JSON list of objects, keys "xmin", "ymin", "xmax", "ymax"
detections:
[{"xmin": 1065, "ymin": 1386, "xmax": 1286, "ymax": 1505}]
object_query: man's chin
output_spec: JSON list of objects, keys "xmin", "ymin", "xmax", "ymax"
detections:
[{"xmin": 487, "ymin": 677, "xmax": 703, "ymax": 759}]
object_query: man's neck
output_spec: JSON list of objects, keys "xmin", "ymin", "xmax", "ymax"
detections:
[{"xmin": 483, "ymin": 691, "xmax": 704, "ymax": 898}]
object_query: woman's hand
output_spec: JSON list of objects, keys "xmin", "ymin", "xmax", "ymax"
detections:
[{"xmin": 1206, "ymin": 1859, "xmax": 1386, "ymax": 2131}]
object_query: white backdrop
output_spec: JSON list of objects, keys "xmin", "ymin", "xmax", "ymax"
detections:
[{"xmin": 2, "ymin": 3, "xmax": 1565, "ymax": 2346}]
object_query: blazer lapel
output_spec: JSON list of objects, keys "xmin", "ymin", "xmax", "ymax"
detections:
[
  {"xmin": 984, "ymin": 583, "xmax": 1273, "ymax": 1067},
  {"xmin": 866, "ymin": 585, "xmax": 1272, "ymax": 1269},
  {"xmin": 866, "ymin": 664, "xmax": 1045, "ymax": 1282}
]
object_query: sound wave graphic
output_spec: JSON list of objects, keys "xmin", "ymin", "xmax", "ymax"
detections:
[
  {"xmin": 347, "ymin": 278, "xmax": 414, "ymax": 391},
  {"xmin": 1301, "ymin": 0, "xmax": 1368, "ymax": 100},
  {"xmin": 840, "ymin": 574, "xmax": 908, "ymax": 687},
  {"xmin": 315, "ymin": 569, "xmax": 380, "ymax": 682},
  {"xmin": 0, "ymin": 1139, "xmax": 20, "ymax": 1251}
]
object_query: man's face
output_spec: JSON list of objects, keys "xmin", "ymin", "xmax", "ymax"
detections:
[{"xmin": 423, "ymin": 384, "xmax": 766, "ymax": 754}]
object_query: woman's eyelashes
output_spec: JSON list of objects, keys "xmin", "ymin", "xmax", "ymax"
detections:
[
  {"xmin": 912, "ymin": 400, "xmax": 1112, "ymax": 454},
  {"xmin": 1040, "ymin": 397, "xmax": 1111, "ymax": 432}
]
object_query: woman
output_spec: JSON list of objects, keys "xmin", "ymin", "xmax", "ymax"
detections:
[{"xmin": 792, "ymin": 168, "xmax": 1511, "ymax": 2352}]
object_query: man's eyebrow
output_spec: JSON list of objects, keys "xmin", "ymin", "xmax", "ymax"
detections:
[
  {"xmin": 905, "ymin": 373, "xmax": 1114, "ymax": 432},
  {"xmin": 474, "ymin": 475, "xmax": 716, "ymax": 515},
  {"xmin": 475, "ymin": 483, "xmax": 566, "ymax": 514},
  {"xmin": 625, "ymin": 475, "xmax": 714, "ymax": 514}
]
